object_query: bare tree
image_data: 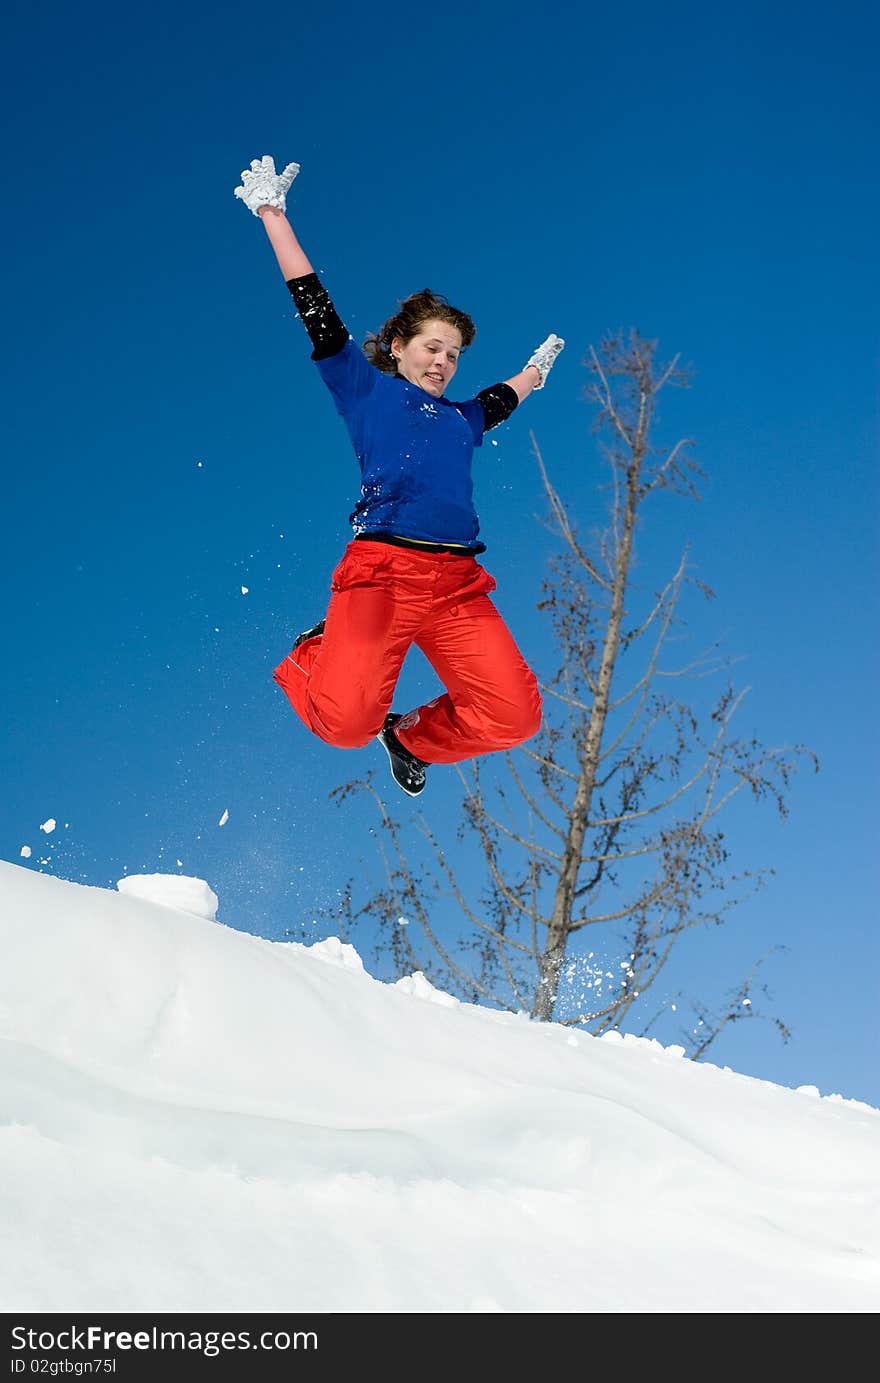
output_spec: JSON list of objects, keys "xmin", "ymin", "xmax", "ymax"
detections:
[{"xmin": 323, "ymin": 332, "xmax": 817, "ymax": 1058}]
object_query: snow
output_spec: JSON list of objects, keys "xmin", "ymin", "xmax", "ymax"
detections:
[
  {"xmin": 0, "ymin": 858, "xmax": 877, "ymax": 1314},
  {"xmin": 116, "ymin": 872, "xmax": 219, "ymax": 920}
]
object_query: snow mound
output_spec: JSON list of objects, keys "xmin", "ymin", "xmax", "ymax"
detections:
[
  {"xmin": 394, "ymin": 969, "xmax": 460, "ymax": 1007},
  {"xmin": 301, "ymin": 935, "xmax": 365, "ymax": 971},
  {"xmin": 116, "ymin": 873, "xmax": 219, "ymax": 920}
]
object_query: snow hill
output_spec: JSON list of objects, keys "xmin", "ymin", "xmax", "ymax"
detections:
[{"xmin": 1, "ymin": 860, "xmax": 877, "ymax": 1313}]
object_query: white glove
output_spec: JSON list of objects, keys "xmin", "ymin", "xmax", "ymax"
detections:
[
  {"xmin": 525, "ymin": 333, "xmax": 565, "ymax": 389},
  {"xmin": 234, "ymin": 154, "xmax": 301, "ymax": 217}
]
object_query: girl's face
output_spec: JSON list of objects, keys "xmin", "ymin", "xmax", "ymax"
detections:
[{"xmin": 391, "ymin": 319, "xmax": 463, "ymax": 397}]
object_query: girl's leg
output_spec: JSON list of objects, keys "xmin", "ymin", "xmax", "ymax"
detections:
[
  {"xmin": 273, "ymin": 544, "xmax": 424, "ymax": 748},
  {"xmin": 396, "ymin": 592, "xmax": 542, "ymax": 764}
]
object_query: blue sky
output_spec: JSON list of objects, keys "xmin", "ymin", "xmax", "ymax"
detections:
[{"xmin": 2, "ymin": 0, "xmax": 877, "ymax": 1104}]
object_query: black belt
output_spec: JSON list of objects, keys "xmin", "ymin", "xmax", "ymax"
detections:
[{"xmin": 354, "ymin": 531, "xmax": 479, "ymax": 556}]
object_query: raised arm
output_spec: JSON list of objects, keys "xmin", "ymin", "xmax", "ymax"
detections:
[
  {"xmin": 234, "ymin": 155, "xmax": 314, "ymax": 280},
  {"xmin": 474, "ymin": 333, "xmax": 566, "ymax": 435},
  {"xmin": 506, "ymin": 335, "xmax": 565, "ymax": 403},
  {"xmin": 258, "ymin": 205, "xmax": 314, "ymax": 280},
  {"xmin": 235, "ymin": 155, "xmax": 349, "ymax": 360},
  {"xmin": 504, "ymin": 366, "xmax": 542, "ymax": 404},
  {"xmin": 474, "ymin": 333, "xmax": 566, "ymax": 433}
]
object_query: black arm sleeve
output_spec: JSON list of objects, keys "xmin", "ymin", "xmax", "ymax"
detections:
[
  {"xmin": 476, "ymin": 383, "xmax": 519, "ymax": 432},
  {"xmin": 286, "ymin": 272, "xmax": 349, "ymax": 361}
]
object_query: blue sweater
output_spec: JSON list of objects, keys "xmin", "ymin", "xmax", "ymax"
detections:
[{"xmin": 317, "ymin": 338, "xmax": 488, "ymax": 552}]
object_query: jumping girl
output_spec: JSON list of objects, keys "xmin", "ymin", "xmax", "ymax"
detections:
[{"xmin": 235, "ymin": 155, "xmax": 564, "ymax": 796}]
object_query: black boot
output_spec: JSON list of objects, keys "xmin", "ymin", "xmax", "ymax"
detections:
[
  {"xmin": 292, "ymin": 619, "xmax": 325, "ymax": 650},
  {"xmin": 377, "ymin": 714, "xmax": 428, "ymax": 797}
]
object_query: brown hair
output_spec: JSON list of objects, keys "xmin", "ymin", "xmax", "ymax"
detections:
[{"xmin": 363, "ymin": 288, "xmax": 476, "ymax": 375}]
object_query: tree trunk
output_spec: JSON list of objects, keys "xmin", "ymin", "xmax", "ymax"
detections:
[{"xmin": 531, "ymin": 468, "xmax": 638, "ymax": 1019}]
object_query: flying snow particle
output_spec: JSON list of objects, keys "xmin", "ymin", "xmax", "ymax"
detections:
[
  {"xmin": 241, "ymin": 586, "xmax": 249, "ymax": 595},
  {"xmin": 40, "ymin": 819, "xmax": 56, "ymax": 834},
  {"xmin": 20, "ymin": 846, "xmax": 32, "ymax": 859},
  {"xmin": 742, "ymin": 997, "xmax": 752, "ymax": 1007},
  {"xmin": 397, "ymin": 916, "xmax": 410, "ymax": 927},
  {"xmin": 218, "ymin": 809, "xmax": 229, "ymax": 827}
]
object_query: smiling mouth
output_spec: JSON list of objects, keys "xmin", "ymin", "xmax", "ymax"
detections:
[{"xmin": 426, "ymin": 373, "xmax": 444, "ymax": 384}]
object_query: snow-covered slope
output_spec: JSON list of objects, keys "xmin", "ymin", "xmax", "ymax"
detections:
[{"xmin": 1, "ymin": 860, "xmax": 877, "ymax": 1313}]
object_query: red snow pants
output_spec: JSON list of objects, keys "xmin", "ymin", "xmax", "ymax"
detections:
[{"xmin": 273, "ymin": 540, "xmax": 542, "ymax": 763}]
